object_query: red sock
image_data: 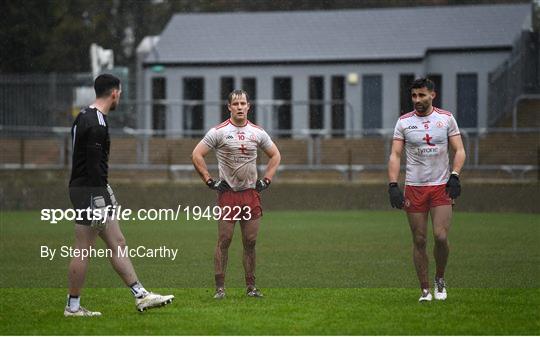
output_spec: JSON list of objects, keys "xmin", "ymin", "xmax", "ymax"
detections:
[
  {"xmin": 215, "ymin": 273, "xmax": 225, "ymax": 288},
  {"xmin": 245, "ymin": 274, "xmax": 255, "ymax": 289}
]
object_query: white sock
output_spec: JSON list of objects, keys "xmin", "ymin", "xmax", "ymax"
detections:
[
  {"xmin": 67, "ymin": 295, "xmax": 80, "ymax": 312},
  {"xmin": 129, "ymin": 281, "xmax": 148, "ymax": 298}
]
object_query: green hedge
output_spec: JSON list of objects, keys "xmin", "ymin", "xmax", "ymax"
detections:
[{"xmin": 1, "ymin": 178, "xmax": 538, "ymax": 213}]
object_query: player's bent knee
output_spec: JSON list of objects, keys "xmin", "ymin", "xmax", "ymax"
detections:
[
  {"xmin": 113, "ymin": 237, "xmax": 127, "ymax": 249},
  {"xmin": 74, "ymin": 240, "xmax": 94, "ymax": 250}
]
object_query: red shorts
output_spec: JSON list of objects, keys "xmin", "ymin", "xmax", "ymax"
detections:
[
  {"xmin": 404, "ymin": 184, "xmax": 452, "ymax": 213},
  {"xmin": 217, "ymin": 189, "xmax": 262, "ymax": 223}
]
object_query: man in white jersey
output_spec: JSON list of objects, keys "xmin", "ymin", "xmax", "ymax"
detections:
[
  {"xmin": 192, "ymin": 90, "xmax": 281, "ymax": 299},
  {"xmin": 388, "ymin": 78, "xmax": 466, "ymax": 302}
]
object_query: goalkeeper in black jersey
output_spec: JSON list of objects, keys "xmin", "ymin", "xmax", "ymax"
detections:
[{"xmin": 64, "ymin": 74, "xmax": 174, "ymax": 317}]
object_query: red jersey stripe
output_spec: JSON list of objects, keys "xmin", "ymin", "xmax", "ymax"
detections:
[
  {"xmin": 248, "ymin": 121, "xmax": 263, "ymax": 130},
  {"xmin": 434, "ymin": 107, "xmax": 452, "ymax": 116},
  {"xmin": 399, "ymin": 111, "xmax": 415, "ymax": 120},
  {"xmin": 214, "ymin": 120, "xmax": 230, "ymax": 130}
]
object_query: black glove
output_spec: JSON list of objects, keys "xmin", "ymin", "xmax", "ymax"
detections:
[
  {"xmin": 446, "ymin": 173, "xmax": 461, "ymax": 199},
  {"xmin": 206, "ymin": 178, "xmax": 231, "ymax": 192},
  {"xmin": 388, "ymin": 183, "xmax": 405, "ymax": 209},
  {"xmin": 255, "ymin": 177, "xmax": 271, "ymax": 192}
]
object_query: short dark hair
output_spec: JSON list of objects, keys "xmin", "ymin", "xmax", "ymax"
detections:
[
  {"xmin": 227, "ymin": 89, "xmax": 249, "ymax": 104},
  {"xmin": 410, "ymin": 77, "xmax": 435, "ymax": 92},
  {"xmin": 94, "ymin": 74, "xmax": 120, "ymax": 98}
]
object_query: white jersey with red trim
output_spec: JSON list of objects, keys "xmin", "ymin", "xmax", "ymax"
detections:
[
  {"xmin": 393, "ymin": 107, "xmax": 461, "ymax": 186},
  {"xmin": 202, "ymin": 119, "xmax": 274, "ymax": 191}
]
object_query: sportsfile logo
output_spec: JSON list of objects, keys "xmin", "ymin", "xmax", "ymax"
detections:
[
  {"xmin": 40, "ymin": 205, "xmax": 253, "ymax": 224},
  {"xmin": 41, "ymin": 207, "xmax": 111, "ymax": 224}
]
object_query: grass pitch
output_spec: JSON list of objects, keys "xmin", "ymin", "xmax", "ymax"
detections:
[{"xmin": 1, "ymin": 210, "xmax": 539, "ymax": 335}]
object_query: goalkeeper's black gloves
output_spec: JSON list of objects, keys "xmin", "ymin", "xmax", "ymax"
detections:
[
  {"xmin": 255, "ymin": 177, "xmax": 271, "ymax": 192},
  {"xmin": 388, "ymin": 183, "xmax": 405, "ymax": 209},
  {"xmin": 446, "ymin": 173, "xmax": 461, "ymax": 199},
  {"xmin": 206, "ymin": 178, "xmax": 231, "ymax": 192}
]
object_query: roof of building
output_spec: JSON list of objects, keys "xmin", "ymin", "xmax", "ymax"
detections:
[{"xmin": 144, "ymin": 4, "xmax": 531, "ymax": 65}]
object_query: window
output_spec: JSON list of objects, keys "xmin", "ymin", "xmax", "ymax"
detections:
[
  {"xmin": 220, "ymin": 77, "xmax": 234, "ymax": 122},
  {"xmin": 399, "ymin": 74, "xmax": 415, "ymax": 115},
  {"xmin": 309, "ymin": 76, "xmax": 324, "ymax": 129},
  {"xmin": 362, "ymin": 75, "xmax": 382, "ymax": 129},
  {"xmin": 331, "ymin": 76, "xmax": 345, "ymax": 136},
  {"xmin": 183, "ymin": 77, "xmax": 204, "ymax": 135},
  {"xmin": 152, "ymin": 77, "xmax": 166, "ymax": 133},
  {"xmin": 427, "ymin": 74, "xmax": 442, "ymax": 108},
  {"xmin": 273, "ymin": 77, "xmax": 292, "ymax": 136},
  {"xmin": 242, "ymin": 78, "xmax": 257, "ymax": 124},
  {"xmin": 457, "ymin": 73, "xmax": 478, "ymax": 128}
]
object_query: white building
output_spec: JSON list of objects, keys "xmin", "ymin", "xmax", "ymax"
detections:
[{"xmin": 137, "ymin": 3, "xmax": 531, "ymax": 137}]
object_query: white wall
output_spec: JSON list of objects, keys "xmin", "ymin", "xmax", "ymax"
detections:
[{"xmin": 142, "ymin": 49, "xmax": 510, "ymax": 134}]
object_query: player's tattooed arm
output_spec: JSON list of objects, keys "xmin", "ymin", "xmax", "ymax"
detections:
[
  {"xmin": 388, "ymin": 139, "xmax": 404, "ymax": 184},
  {"xmin": 449, "ymin": 134, "xmax": 466, "ymax": 176},
  {"xmin": 387, "ymin": 139, "xmax": 405, "ymax": 208},
  {"xmin": 447, "ymin": 135, "xmax": 465, "ymax": 199}
]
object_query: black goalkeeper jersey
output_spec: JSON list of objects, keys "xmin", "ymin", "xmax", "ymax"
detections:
[{"xmin": 69, "ymin": 106, "xmax": 110, "ymax": 188}]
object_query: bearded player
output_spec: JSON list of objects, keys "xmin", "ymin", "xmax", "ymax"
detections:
[
  {"xmin": 192, "ymin": 90, "xmax": 281, "ymax": 299},
  {"xmin": 388, "ymin": 78, "xmax": 466, "ymax": 302}
]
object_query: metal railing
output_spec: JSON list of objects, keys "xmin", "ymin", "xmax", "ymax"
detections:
[
  {"xmin": 488, "ymin": 31, "xmax": 540, "ymax": 127},
  {"xmin": 1, "ymin": 125, "xmax": 538, "ymax": 181}
]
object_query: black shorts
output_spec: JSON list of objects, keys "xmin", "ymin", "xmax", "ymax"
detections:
[{"xmin": 69, "ymin": 185, "xmax": 118, "ymax": 225}]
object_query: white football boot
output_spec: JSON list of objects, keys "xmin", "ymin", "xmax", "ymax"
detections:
[
  {"xmin": 136, "ymin": 292, "xmax": 174, "ymax": 312},
  {"xmin": 213, "ymin": 287, "xmax": 226, "ymax": 299},
  {"xmin": 418, "ymin": 288, "xmax": 432, "ymax": 302},
  {"xmin": 246, "ymin": 287, "xmax": 264, "ymax": 298},
  {"xmin": 434, "ymin": 278, "xmax": 448, "ymax": 300},
  {"xmin": 64, "ymin": 306, "xmax": 102, "ymax": 317}
]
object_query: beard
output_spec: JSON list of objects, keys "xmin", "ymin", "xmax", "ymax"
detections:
[
  {"xmin": 110, "ymin": 101, "xmax": 117, "ymax": 111},
  {"xmin": 415, "ymin": 103, "xmax": 427, "ymax": 112}
]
